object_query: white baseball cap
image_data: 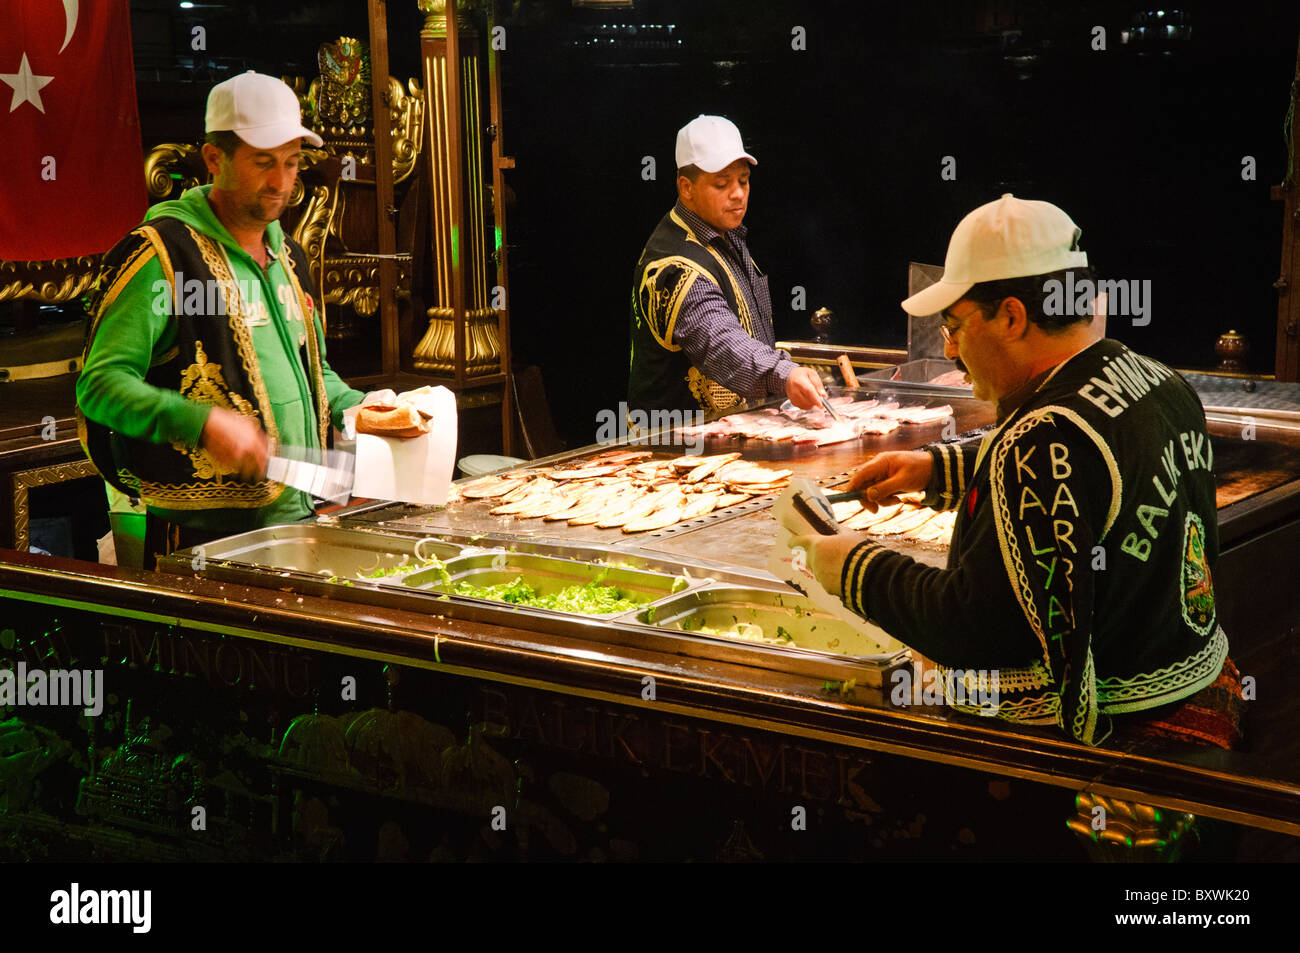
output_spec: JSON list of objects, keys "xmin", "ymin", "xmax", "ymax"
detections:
[
  {"xmin": 901, "ymin": 194, "xmax": 1089, "ymax": 316},
  {"xmin": 675, "ymin": 115, "xmax": 757, "ymax": 173},
  {"xmin": 205, "ymin": 71, "xmax": 324, "ymax": 149}
]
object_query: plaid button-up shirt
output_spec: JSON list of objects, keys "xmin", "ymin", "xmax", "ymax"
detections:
[{"xmin": 672, "ymin": 201, "xmax": 792, "ymax": 399}]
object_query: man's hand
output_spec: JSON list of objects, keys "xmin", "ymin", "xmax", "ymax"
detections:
[
  {"xmin": 787, "ymin": 532, "xmax": 864, "ymax": 597},
  {"xmin": 200, "ymin": 406, "xmax": 269, "ymax": 482},
  {"xmin": 785, "ymin": 365, "xmax": 827, "ymax": 410},
  {"xmin": 849, "ymin": 451, "xmax": 933, "ymax": 511}
]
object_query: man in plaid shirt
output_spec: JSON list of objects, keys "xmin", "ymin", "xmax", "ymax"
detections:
[{"xmin": 628, "ymin": 115, "xmax": 825, "ymax": 415}]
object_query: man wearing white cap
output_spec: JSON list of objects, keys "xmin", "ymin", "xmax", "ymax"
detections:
[
  {"xmin": 628, "ymin": 114, "xmax": 825, "ymax": 414},
  {"xmin": 78, "ymin": 71, "xmax": 366, "ymax": 565},
  {"xmin": 784, "ymin": 195, "xmax": 1236, "ymax": 748}
]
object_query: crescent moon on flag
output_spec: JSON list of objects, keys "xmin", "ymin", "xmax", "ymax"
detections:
[{"xmin": 60, "ymin": 0, "xmax": 79, "ymax": 54}]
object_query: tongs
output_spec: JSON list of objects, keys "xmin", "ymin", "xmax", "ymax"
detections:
[{"xmin": 819, "ymin": 394, "xmax": 846, "ymax": 423}]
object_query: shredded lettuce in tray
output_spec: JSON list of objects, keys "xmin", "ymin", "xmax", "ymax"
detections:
[
  {"xmin": 357, "ymin": 555, "xmax": 453, "ymax": 585},
  {"xmin": 675, "ymin": 619, "xmax": 796, "ymax": 645},
  {"xmin": 451, "ymin": 576, "xmax": 642, "ymax": 615}
]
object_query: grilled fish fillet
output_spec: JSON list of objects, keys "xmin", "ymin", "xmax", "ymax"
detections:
[
  {"xmin": 910, "ymin": 510, "xmax": 957, "ymax": 542},
  {"xmin": 713, "ymin": 492, "xmax": 751, "ymax": 509},
  {"xmin": 567, "ymin": 486, "xmax": 642, "ymax": 524},
  {"xmin": 462, "ymin": 476, "xmax": 528, "ymax": 499},
  {"xmin": 489, "ymin": 478, "xmax": 558, "ymax": 514},
  {"xmin": 498, "ymin": 477, "xmax": 551, "ymax": 505},
  {"xmin": 831, "ymin": 499, "xmax": 864, "ymax": 522},
  {"xmin": 514, "ymin": 483, "xmax": 587, "ymax": 519},
  {"xmin": 841, "ymin": 502, "xmax": 902, "ymax": 530},
  {"xmin": 623, "ymin": 504, "xmax": 686, "ymax": 533},
  {"xmin": 683, "ymin": 453, "xmax": 741, "ymax": 483},
  {"xmin": 596, "ymin": 488, "xmax": 668, "ymax": 528},
  {"xmin": 680, "ymin": 491, "xmax": 721, "ymax": 521},
  {"xmin": 604, "ymin": 487, "xmax": 686, "ymax": 529},
  {"xmin": 543, "ymin": 481, "xmax": 629, "ymax": 520},
  {"xmin": 548, "ymin": 464, "xmax": 625, "ymax": 480},
  {"xmin": 867, "ymin": 506, "xmax": 938, "ymax": 536}
]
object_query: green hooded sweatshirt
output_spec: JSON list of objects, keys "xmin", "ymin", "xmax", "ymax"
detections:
[{"xmin": 77, "ymin": 185, "xmax": 364, "ymax": 533}]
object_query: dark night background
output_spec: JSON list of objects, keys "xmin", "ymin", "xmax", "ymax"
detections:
[{"xmin": 22, "ymin": 0, "xmax": 1300, "ymax": 447}]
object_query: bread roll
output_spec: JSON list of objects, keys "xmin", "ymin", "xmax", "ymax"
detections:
[{"xmin": 356, "ymin": 403, "xmax": 428, "ymax": 438}]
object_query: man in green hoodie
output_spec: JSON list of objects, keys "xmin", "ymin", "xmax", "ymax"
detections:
[{"xmin": 77, "ymin": 72, "xmax": 365, "ymax": 564}]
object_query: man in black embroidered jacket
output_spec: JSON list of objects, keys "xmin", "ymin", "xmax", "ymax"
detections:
[
  {"xmin": 628, "ymin": 114, "xmax": 825, "ymax": 415},
  {"xmin": 787, "ymin": 195, "xmax": 1227, "ymax": 746},
  {"xmin": 77, "ymin": 72, "xmax": 365, "ymax": 561}
]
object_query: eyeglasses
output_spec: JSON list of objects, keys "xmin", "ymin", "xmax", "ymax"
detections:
[{"xmin": 940, "ymin": 299, "xmax": 1001, "ymax": 343}]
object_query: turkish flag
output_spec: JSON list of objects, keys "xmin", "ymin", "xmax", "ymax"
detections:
[{"xmin": 0, "ymin": 0, "xmax": 145, "ymax": 261}]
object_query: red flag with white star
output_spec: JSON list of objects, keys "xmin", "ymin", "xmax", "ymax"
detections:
[{"xmin": 0, "ymin": 0, "xmax": 145, "ymax": 261}]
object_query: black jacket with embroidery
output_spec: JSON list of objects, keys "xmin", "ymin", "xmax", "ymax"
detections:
[
  {"xmin": 78, "ymin": 217, "xmax": 330, "ymax": 512},
  {"xmin": 628, "ymin": 207, "xmax": 767, "ymax": 415},
  {"xmin": 840, "ymin": 338, "xmax": 1225, "ymax": 745}
]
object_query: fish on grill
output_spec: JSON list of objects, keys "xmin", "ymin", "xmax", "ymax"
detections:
[
  {"xmin": 513, "ymin": 483, "xmax": 589, "ymax": 519},
  {"xmin": 623, "ymin": 504, "xmax": 686, "ymax": 533},
  {"xmin": 850, "ymin": 417, "xmax": 900, "ymax": 436},
  {"xmin": 867, "ymin": 506, "xmax": 939, "ymax": 536},
  {"xmin": 871, "ymin": 404, "xmax": 953, "ymax": 425},
  {"xmin": 727, "ymin": 483, "xmax": 789, "ymax": 496},
  {"xmin": 679, "ymin": 491, "xmax": 722, "ymax": 521},
  {"xmin": 461, "ymin": 476, "xmax": 528, "ymax": 499},
  {"xmin": 452, "ymin": 448, "xmax": 795, "ymax": 534},
  {"xmin": 831, "ymin": 499, "xmax": 864, "ymax": 522},
  {"xmin": 669, "ymin": 452, "xmax": 735, "ymax": 472},
  {"xmin": 684, "ymin": 452, "xmax": 741, "ymax": 483},
  {"xmin": 489, "ymin": 478, "xmax": 558, "ymax": 514},
  {"xmin": 460, "ymin": 474, "xmax": 505, "ymax": 496},
  {"xmin": 615, "ymin": 488, "xmax": 688, "ymax": 531},
  {"xmin": 542, "ymin": 480, "xmax": 630, "ymax": 520},
  {"xmin": 840, "ymin": 502, "xmax": 903, "ymax": 530},
  {"xmin": 588, "ymin": 449, "xmax": 654, "ymax": 465},
  {"xmin": 812, "ymin": 423, "xmax": 863, "ymax": 446},
  {"xmin": 596, "ymin": 487, "xmax": 678, "ymax": 528},
  {"xmin": 567, "ymin": 486, "xmax": 643, "ymax": 524},
  {"xmin": 719, "ymin": 465, "xmax": 791, "ymax": 485},
  {"xmin": 628, "ymin": 460, "xmax": 674, "ymax": 480},
  {"xmin": 712, "ymin": 492, "xmax": 752, "ymax": 509},
  {"xmin": 547, "ymin": 464, "xmax": 626, "ymax": 481},
  {"xmin": 497, "ymin": 477, "xmax": 548, "ymax": 505},
  {"xmin": 910, "ymin": 509, "xmax": 957, "ymax": 543}
]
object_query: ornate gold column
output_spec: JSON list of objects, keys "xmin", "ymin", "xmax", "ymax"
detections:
[{"xmin": 414, "ymin": 0, "xmax": 501, "ymax": 378}]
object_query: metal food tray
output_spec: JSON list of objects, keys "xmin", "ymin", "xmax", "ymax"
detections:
[
  {"xmin": 402, "ymin": 551, "xmax": 691, "ymax": 619},
  {"xmin": 160, "ymin": 523, "xmax": 465, "ymax": 582},
  {"xmin": 632, "ymin": 586, "xmax": 906, "ymax": 664},
  {"xmin": 157, "ymin": 523, "xmax": 907, "ymax": 686},
  {"xmin": 861, "ymin": 359, "xmax": 973, "ymax": 395}
]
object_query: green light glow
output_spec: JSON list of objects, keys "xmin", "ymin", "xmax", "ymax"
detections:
[
  {"xmin": 494, "ymin": 226, "xmax": 502, "ymax": 253},
  {"xmin": 451, "ymin": 225, "xmax": 459, "ymax": 269}
]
